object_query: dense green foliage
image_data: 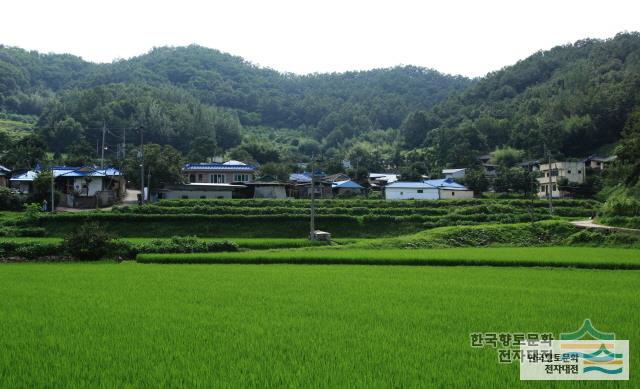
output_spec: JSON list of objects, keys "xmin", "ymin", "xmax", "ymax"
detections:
[
  {"xmin": 2, "ymin": 34, "xmax": 640, "ymax": 181},
  {"xmin": 0, "ymin": 44, "xmax": 468, "ymax": 168},
  {"xmin": 0, "ymin": 187, "xmax": 23, "ymax": 211},
  {"xmin": 402, "ymin": 33, "xmax": 640, "ymax": 164},
  {"xmin": 0, "ymin": 264, "xmax": 636, "ymax": 387},
  {"xmin": 63, "ymin": 223, "xmax": 114, "ymax": 260}
]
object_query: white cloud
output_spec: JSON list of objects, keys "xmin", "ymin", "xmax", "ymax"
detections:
[{"xmin": 2, "ymin": 0, "xmax": 638, "ymax": 77}]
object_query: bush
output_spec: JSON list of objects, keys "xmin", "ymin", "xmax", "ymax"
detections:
[
  {"xmin": 0, "ymin": 241, "xmax": 62, "ymax": 260},
  {"xmin": 63, "ymin": 223, "xmax": 114, "ymax": 260},
  {"xmin": 600, "ymin": 187, "xmax": 640, "ymax": 217},
  {"xmin": 0, "ymin": 187, "xmax": 23, "ymax": 211},
  {"xmin": 564, "ymin": 230, "xmax": 640, "ymax": 247}
]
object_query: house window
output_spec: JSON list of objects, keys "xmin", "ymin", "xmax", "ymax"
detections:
[
  {"xmin": 234, "ymin": 173, "xmax": 250, "ymax": 182},
  {"xmin": 578, "ymin": 170, "xmax": 582, "ymax": 174},
  {"xmin": 210, "ymin": 174, "xmax": 225, "ymax": 183},
  {"xmin": 451, "ymin": 191, "xmax": 455, "ymax": 196},
  {"xmin": 189, "ymin": 174, "xmax": 195, "ymax": 183},
  {"xmin": 567, "ymin": 170, "xmax": 572, "ymax": 174},
  {"xmin": 400, "ymin": 191, "xmax": 403, "ymax": 195},
  {"xmin": 417, "ymin": 189, "xmax": 423, "ymax": 193},
  {"xmin": 552, "ymin": 184, "xmax": 557, "ymax": 191},
  {"xmin": 197, "ymin": 174, "xmax": 203, "ymax": 182},
  {"xmin": 181, "ymin": 195, "xmax": 189, "ymax": 199},
  {"xmin": 200, "ymin": 196, "xmax": 206, "ymax": 199}
]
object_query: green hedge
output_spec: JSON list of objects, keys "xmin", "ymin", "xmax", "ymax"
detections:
[{"xmin": 0, "ymin": 236, "xmax": 239, "ymax": 261}]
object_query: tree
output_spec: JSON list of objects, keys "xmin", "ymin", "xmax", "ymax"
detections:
[
  {"xmin": 43, "ymin": 116, "xmax": 85, "ymax": 153},
  {"xmin": 461, "ymin": 169, "xmax": 489, "ymax": 196},
  {"xmin": 617, "ymin": 105, "xmax": 640, "ymax": 185},
  {"xmin": 491, "ymin": 146, "xmax": 524, "ymax": 168},
  {"xmin": 494, "ymin": 167, "xmax": 537, "ymax": 197},
  {"xmin": 123, "ymin": 144, "xmax": 184, "ymax": 192},
  {"xmin": 186, "ymin": 136, "xmax": 218, "ymax": 162},
  {"xmin": 2, "ymin": 134, "xmax": 47, "ymax": 170}
]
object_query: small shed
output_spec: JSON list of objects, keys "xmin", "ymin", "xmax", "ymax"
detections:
[{"xmin": 250, "ymin": 178, "xmax": 288, "ymax": 199}]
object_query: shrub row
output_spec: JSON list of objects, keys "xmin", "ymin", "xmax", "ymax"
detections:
[
  {"xmin": 112, "ymin": 204, "xmax": 595, "ymax": 218},
  {"xmin": 597, "ymin": 216, "xmax": 640, "ymax": 230},
  {"xmin": 0, "ymin": 236, "xmax": 239, "ymax": 261},
  {"xmin": 152, "ymin": 198, "xmax": 600, "ymax": 209}
]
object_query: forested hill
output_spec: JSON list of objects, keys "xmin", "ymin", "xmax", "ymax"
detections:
[
  {"xmin": 401, "ymin": 32, "xmax": 640, "ymax": 167},
  {"xmin": 2, "ymin": 34, "xmax": 640, "ymax": 176},
  {"xmin": 0, "ymin": 44, "xmax": 469, "ymax": 144}
]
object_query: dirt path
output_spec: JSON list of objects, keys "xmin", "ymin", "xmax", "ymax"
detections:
[{"xmin": 570, "ymin": 219, "xmax": 640, "ymax": 233}]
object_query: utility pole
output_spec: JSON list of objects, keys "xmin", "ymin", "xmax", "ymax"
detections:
[
  {"xmin": 309, "ymin": 154, "xmax": 315, "ymax": 240},
  {"xmin": 140, "ymin": 126, "xmax": 145, "ymax": 204},
  {"xmin": 100, "ymin": 121, "xmax": 106, "ymax": 168},
  {"xmin": 122, "ymin": 127, "xmax": 126, "ymax": 158},
  {"xmin": 546, "ymin": 146, "xmax": 553, "ymax": 215},
  {"xmin": 50, "ymin": 166, "xmax": 55, "ymax": 212}
]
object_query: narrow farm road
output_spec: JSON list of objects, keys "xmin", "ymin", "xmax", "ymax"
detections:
[{"xmin": 571, "ymin": 219, "xmax": 640, "ymax": 233}]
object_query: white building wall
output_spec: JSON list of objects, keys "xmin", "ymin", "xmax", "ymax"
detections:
[
  {"xmin": 438, "ymin": 189, "xmax": 474, "ymax": 199},
  {"xmin": 163, "ymin": 190, "xmax": 232, "ymax": 199},
  {"xmin": 385, "ymin": 188, "xmax": 439, "ymax": 200}
]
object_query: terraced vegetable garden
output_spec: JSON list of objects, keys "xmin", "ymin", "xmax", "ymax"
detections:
[{"xmin": 19, "ymin": 198, "xmax": 601, "ymax": 237}]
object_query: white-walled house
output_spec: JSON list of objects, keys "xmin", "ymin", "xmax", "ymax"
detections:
[
  {"xmin": 537, "ymin": 161, "xmax": 585, "ymax": 198},
  {"xmin": 423, "ymin": 178, "xmax": 474, "ymax": 199},
  {"xmin": 10, "ymin": 166, "xmax": 125, "ymax": 208},
  {"xmin": 384, "ymin": 182, "xmax": 439, "ymax": 200}
]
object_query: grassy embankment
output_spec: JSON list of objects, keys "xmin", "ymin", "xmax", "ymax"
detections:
[{"xmin": 24, "ymin": 198, "xmax": 600, "ymax": 238}]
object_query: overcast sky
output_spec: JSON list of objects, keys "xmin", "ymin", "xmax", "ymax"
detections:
[{"xmin": 2, "ymin": 0, "xmax": 638, "ymax": 77}]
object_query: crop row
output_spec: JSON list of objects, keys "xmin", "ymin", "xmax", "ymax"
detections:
[{"xmin": 113, "ymin": 204, "xmax": 595, "ymax": 218}]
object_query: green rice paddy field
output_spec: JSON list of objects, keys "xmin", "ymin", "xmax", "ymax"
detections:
[{"xmin": 0, "ymin": 262, "xmax": 638, "ymax": 387}]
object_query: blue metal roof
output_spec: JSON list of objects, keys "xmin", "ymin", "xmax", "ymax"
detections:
[
  {"xmin": 184, "ymin": 163, "xmax": 255, "ymax": 171},
  {"xmin": 422, "ymin": 178, "xmax": 468, "ymax": 190},
  {"xmin": 11, "ymin": 166, "xmax": 122, "ymax": 181},
  {"xmin": 332, "ymin": 180, "xmax": 364, "ymax": 189}
]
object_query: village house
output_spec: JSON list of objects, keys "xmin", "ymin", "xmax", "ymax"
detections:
[
  {"xmin": 288, "ymin": 172, "xmax": 332, "ymax": 198},
  {"xmin": 583, "ymin": 155, "xmax": 617, "ymax": 171},
  {"xmin": 0, "ymin": 165, "xmax": 11, "ymax": 188},
  {"xmin": 368, "ymin": 173, "xmax": 399, "ymax": 189},
  {"xmin": 10, "ymin": 166, "xmax": 125, "ymax": 208},
  {"xmin": 423, "ymin": 178, "xmax": 474, "ymax": 199},
  {"xmin": 385, "ymin": 182, "xmax": 440, "ymax": 200},
  {"xmin": 537, "ymin": 161, "xmax": 585, "ymax": 198},
  {"xmin": 183, "ymin": 160, "xmax": 256, "ymax": 184},
  {"xmin": 332, "ymin": 180, "xmax": 364, "ymax": 196},
  {"xmin": 249, "ymin": 176, "xmax": 288, "ymax": 199}
]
